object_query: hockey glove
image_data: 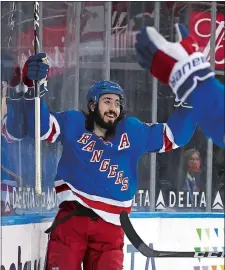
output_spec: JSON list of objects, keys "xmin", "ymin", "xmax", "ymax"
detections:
[
  {"xmin": 135, "ymin": 23, "xmax": 215, "ymax": 104},
  {"xmin": 22, "ymin": 53, "xmax": 49, "ymax": 100}
]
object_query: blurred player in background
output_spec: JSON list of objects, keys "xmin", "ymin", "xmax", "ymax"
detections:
[{"xmin": 1, "ymin": 53, "xmax": 26, "ymax": 215}]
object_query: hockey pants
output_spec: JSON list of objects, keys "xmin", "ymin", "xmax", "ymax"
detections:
[{"xmin": 45, "ymin": 202, "xmax": 124, "ymax": 270}]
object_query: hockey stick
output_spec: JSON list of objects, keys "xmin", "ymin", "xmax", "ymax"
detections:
[
  {"xmin": 1, "ymin": 164, "xmax": 23, "ymax": 184},
  {"xmin": 120, "ymin": 211, "xmax": 224, "ymax": 258},
  {"xmin": 34, "ymin": 2, "xmax": 42, "ymax": 195}
]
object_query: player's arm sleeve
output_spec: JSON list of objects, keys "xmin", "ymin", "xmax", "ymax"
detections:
[
  {"xmin": 187, "ymin": 77, "xmax": 224, "ymax": 148},
  {"xmin": 4, "ymin": 99, "xmax": 26, "ymax": 141},
  {"xmin": 24, "ymin": 98, "xmax": 69, "ymax": 143},
  {"xmin": 133, "ymin": 105, "xmax": 197, "ymax": 154}
]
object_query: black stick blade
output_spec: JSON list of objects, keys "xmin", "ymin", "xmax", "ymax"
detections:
[
  {"xmin": 120, "ymin": 211, "xmax": 224, "ymax": 258},
  {"xmin": 120, "ymin": 210, "xmax": 159, "ymax": 257}
]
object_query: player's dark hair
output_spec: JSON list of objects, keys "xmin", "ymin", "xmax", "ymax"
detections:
[{"xmin": 83, "ymin": 103, "xmax": 126, "ymax": 139}]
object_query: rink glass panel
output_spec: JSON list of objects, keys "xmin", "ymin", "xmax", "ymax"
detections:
[
  {"xmin": 1, "ymin": 2, "xmax": 224, "ymax": 217},
  {"xmin": 154, "ymin": 2, "xmax": 224, "ymax": 213}
]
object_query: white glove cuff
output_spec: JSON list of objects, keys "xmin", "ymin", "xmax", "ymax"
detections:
[{"xmin": 169, "ymin": 52, "xmax": 211, "ymax": 92}]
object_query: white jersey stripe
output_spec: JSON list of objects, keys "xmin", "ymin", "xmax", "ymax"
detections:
[
  {"xmin": 2, "ymin": 117, "xmax": 22, "ymax": 142},
  {"xmin": 159, "ymin": 123, "xmax": 179, "ymax": 153},
  {"xmin": 164, "ymin": 123, "xmax": 179, "ymax": 150},
  {"xmin": 54, "ymin": 179, "xmax": 133, "ymax": 207},
  {"xmin": 41, "ymin": 114, "xmax": 61, "ymax": 142}
]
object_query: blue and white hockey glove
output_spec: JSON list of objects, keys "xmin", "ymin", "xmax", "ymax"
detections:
[
  {"xmin": 22, "ymin": 53, "xmax": 49, "ymax": 100},
  {"xmin": 135, "ymin": 23, "xmax": 215, "ymax": 104}
]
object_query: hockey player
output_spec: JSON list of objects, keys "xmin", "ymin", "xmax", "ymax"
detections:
[
  {"xmin": 135, "ymin": 23, "xmax": 224, "ymax": 148},
  {"xmin": 1, "ymin": 54, "xmax": 26, "ymax": 215},
  {"xmin": 4, "ymin": 50, "xmax": 199, "ymax": 270}
]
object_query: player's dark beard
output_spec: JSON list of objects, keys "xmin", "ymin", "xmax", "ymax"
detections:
[
  {"xmin": 93, "ymin": 107, "xmax": 118, "ymax": 137},
  {"xmin": 84, "ymin": 104, "xmax": 125, "ymax": 138}
]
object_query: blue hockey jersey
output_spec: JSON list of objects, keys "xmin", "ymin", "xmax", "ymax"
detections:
[
  {"xmin": 21, "ymin": 98, "xmax": 197, "ymax": 225},
  {"xmin": 2, "ymin": 105, "xmax": 25, "ymax": 180},
  {"xmin": 1, "ymin": 117, "xmax": 22, "ymax": 182},
  {"xmin": 1, "ymin": 117, "xmax": 22, "ymax": 214}
]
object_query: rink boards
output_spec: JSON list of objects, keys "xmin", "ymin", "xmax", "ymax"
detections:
[{"xmin": 1, "ymin": 212, "xmax": 224, "ymax": 270}]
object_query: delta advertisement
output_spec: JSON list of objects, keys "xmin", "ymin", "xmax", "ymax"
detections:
[
  {"xmin": 1, "ymin": 185, "xmax": 224, "ymax": 215},
  {"xmin": 132, "ymin": 190, "xmax": 224, "ymax": 211},
  {"xmin": 1, "ymin": 217, "xmax": 224, "ymax": 270}
]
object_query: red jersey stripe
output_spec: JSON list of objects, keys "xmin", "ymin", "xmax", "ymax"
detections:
[
  {"xmin": 55, "ymin": 183, "xmax": 131, "ymax": 215},
  {"xmin": 164, "ymin": 128, "xmax": 173, "ymax": 152},
  {"xmin": 46, "ymin": 122, "xmax": 56, "ymax": 142}
]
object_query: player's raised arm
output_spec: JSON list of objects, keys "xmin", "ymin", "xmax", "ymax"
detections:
[
  {"xmin": 2, "ymin": 54, "xmax": 26, "ymax": 141},
  {"xmin": 127, "ymin": 102, "xmax": 197, "ymax": 155},
  {"xmin": 135, "ymin": 24, "xmax": 224, "ymax": 148},
  {"xmin": 21, "ymin": 53, "xmax": 78, "ymax": 144}
]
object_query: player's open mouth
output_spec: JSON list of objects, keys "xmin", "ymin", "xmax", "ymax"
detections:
[{"xmin": 105, "ymin": 114, "xmax": 116, "ymax": 119}]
